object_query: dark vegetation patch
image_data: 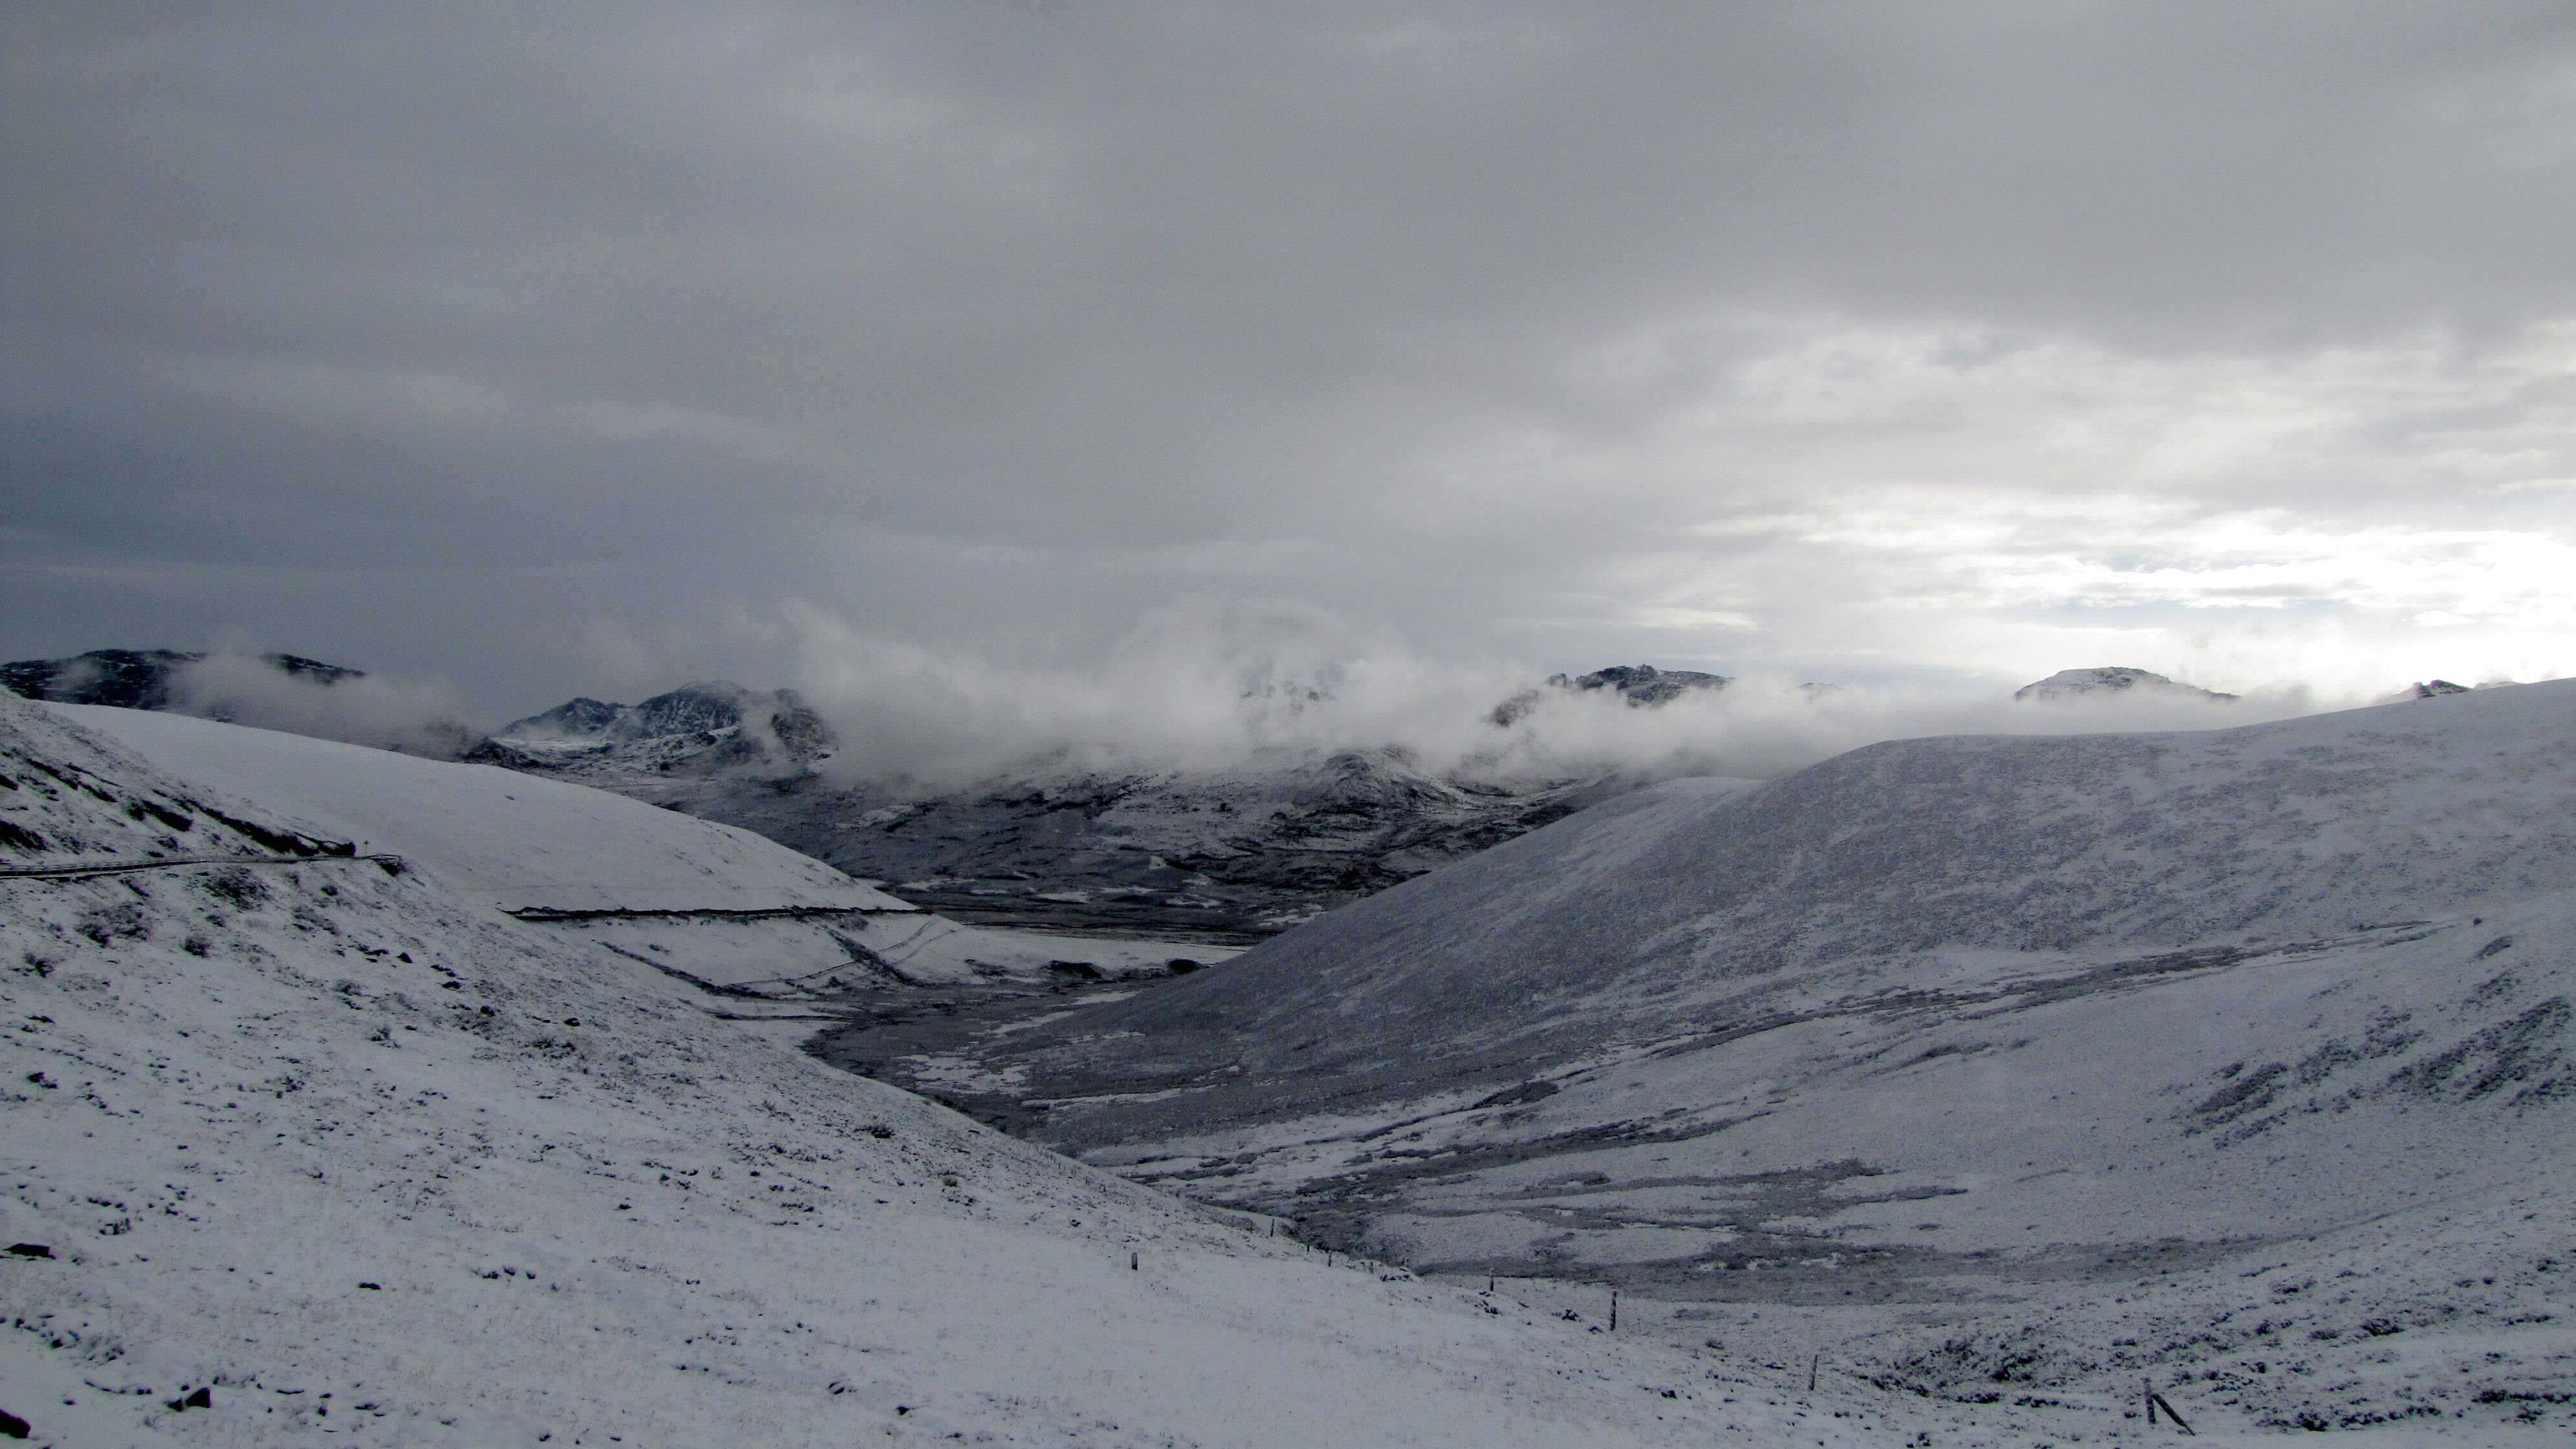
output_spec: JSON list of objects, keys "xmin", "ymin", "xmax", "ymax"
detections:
[
  {"xmin": 198, "ymin": 867, "xmax": 270, "ymax": 909},
  {"xmin": 2382, "ymin": 998, "xmax": 2571, "ymax": 1107}
]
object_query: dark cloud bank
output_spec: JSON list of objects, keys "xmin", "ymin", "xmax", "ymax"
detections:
[{"xmin": 6, "ymin": 3, "xmax": 2571, "ymax": 743}]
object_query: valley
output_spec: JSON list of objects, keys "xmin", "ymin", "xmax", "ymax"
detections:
[{"xmin": 5, "ymin": 661, "xmax": 2567, "ymax": 1442}]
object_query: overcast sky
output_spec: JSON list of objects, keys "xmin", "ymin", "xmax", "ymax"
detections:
[{"xmin": 6, "ymin": 1, "xmax": 2573, "ymax": 724}]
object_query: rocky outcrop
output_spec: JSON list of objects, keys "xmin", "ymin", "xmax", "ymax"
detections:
[
  {"xmin": 1556, "ymin": 663, "xmax": 1732, "ymax": 705},
  {"xmin": 480, "ymin": 682, "xmax": 835, "ymax": 780},
  {"xmin": 1489, "ymin": 663, "xmax": 1732, "ymax": 724}
]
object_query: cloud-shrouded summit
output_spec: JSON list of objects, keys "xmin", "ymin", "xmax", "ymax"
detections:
[{"xmin": 5, "ymin": 3, "xmax": 2574, "ymax": 705}]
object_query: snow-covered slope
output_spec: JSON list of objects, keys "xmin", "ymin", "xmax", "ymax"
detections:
[
  {"xmin": 864, "ymin": 682, "xmax": 2576, "ymax": 1435},
  {"xmin": 990, "ymin": 681, "xmax": 2576, "ymax": 1110},
  {"xmin": 2012, "ymin": 665, "xmax": 2237, "ymax": 703},
  {"xmin": 1, "ymin": 692, "xmax": 1964, "ymax": 1447},
  {"xmin": 61, "ymin": 703, "xmax": 896, "ymax": 917},
  {"xmin": 62, "ymin": 705, "xmax": 1227, "ymax": 997}
]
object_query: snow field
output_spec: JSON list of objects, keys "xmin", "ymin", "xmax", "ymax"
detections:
[
  {"xmin": 936, "ymin": 683, "xmax": 2576, "ymax": 1437},
  {"xmin": 5, "ymin": 696, "xmax": 1947, "ymax": 1446},
  {"xmin": 57, "ymin": 704, "xmax": 904, "ymax": 916}
]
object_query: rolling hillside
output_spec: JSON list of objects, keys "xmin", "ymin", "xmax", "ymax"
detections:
[{"xmin": 857, "ymin": 682, "xmax": 2576, "ymax": 1435}]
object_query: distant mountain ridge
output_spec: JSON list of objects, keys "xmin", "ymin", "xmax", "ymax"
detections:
[
  {"xmin": 480, "ymin": 663, "xmax": 1744, "ymax": 938},
  {"xmin": 10, "ymin": 646, "xmax": 2409, "ymax": 939},
  {"xmin": 477, "ymin": 681, "xmax": 833, "ymax": 781},
  {"xmin": 0, "ymin": 647, "xmax": 360, "ymax": 711},
  {"xmin": 1489, "ymin": 662, "xmax": 1731, "ymax": 725}
]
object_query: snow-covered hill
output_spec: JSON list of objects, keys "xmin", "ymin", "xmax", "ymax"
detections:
[
  {"xmin": 480, "ymin": 681, "xmax": 833, "ymax": 781},
  {"xmin": 2012, "ymin": 665, "xmax": 2237, "ymax": 703},
  {"xmin": 3, "ymin": 694, "xmax": 1977, "ymax": 1447},
  {"xmin": 860, "ymin": 682, "xmax": 2576, "ymax": 1436},
  {"xmin": 63, "ymin": 703, "xmax": 895, "ymax": 918},
  {"xmin": 66, "ymin": 705, "xmax": 1218, "ymax": 997}
]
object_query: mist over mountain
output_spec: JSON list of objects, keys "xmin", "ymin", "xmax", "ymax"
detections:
[
  {"xmin": 0, "ymin": 642, "xmax": 2382, "ymax": 938},
  {"xmin": 473, "ymin": 655, "xmax": 2295, "ymax": 938},
  {"xmin": 0, "ymin": 647, "xmax": 359, "ymax": 712},
  {"xmin": 475, "ymin": 665, "xmax": 1745, "ymax": 938},
  {"xmin": 0, "ymin": 647, "xmax": 478, "ymax": 758}
]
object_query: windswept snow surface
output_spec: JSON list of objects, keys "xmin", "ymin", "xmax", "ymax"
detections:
[
  {"xmin": 1, "ymin": 694, "xmax": 1984, "ymax": 1446},
  {"xmin": 58, "ymin": 704, "xmax": 900, "ymax": 918},
  {"xmin": 864, "ymin": 681, "xmax": 2576, "ymax": 1437}
]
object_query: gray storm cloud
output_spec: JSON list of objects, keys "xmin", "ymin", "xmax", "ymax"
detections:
[{"xmin": 5, "ymin": 3, "xmax": 2572, "ymax": 706}]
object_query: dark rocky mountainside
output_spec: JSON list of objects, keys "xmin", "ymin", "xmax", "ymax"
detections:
[
  {"xmin": 474, "ymin": 680, "xmax": 833, "ymax": 780},
  {"xmin": 478, "ymin": 667, "xmax": 1725, "ymax": 940},
  {"xmin": 667, "ymin": 750, "xmax": 1624, "ymax": 942},
  {"xmin": 1, "ymin": 647, "xmax": 359, "ymax": 710},
  {"xmin": 1488, "ymin": 661, "xmax": 1730, "ymax": 724}
]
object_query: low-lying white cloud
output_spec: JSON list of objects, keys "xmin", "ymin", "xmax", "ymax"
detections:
[
  {"xmin": 171, "ymin": 650, "xmax": 480, "ymax": 759},
  {"xmin": 762, "ymin": 603, "xmax": 2342, "ymax": 795}
]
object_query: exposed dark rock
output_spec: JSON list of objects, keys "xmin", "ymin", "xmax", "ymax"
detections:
[
  {"xmin": 500, "ymin": 696, "xmax": 623, "ymax": 739},
  {"xmin": 1558, "ymin": 664, "xmax": 1731, "ymax": 706},
  {"xmin": 1, "ymin": 648, "xmax": 359, "ymax": 710},
  {"xmin": 484, "ymin": 681, "xmax": 834, "ymax": 780}
]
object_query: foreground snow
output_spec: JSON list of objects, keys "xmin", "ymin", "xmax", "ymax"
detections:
[{"xmin": 4, "ymin": 696, "xmax": 1987, "ymax": 1446}]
